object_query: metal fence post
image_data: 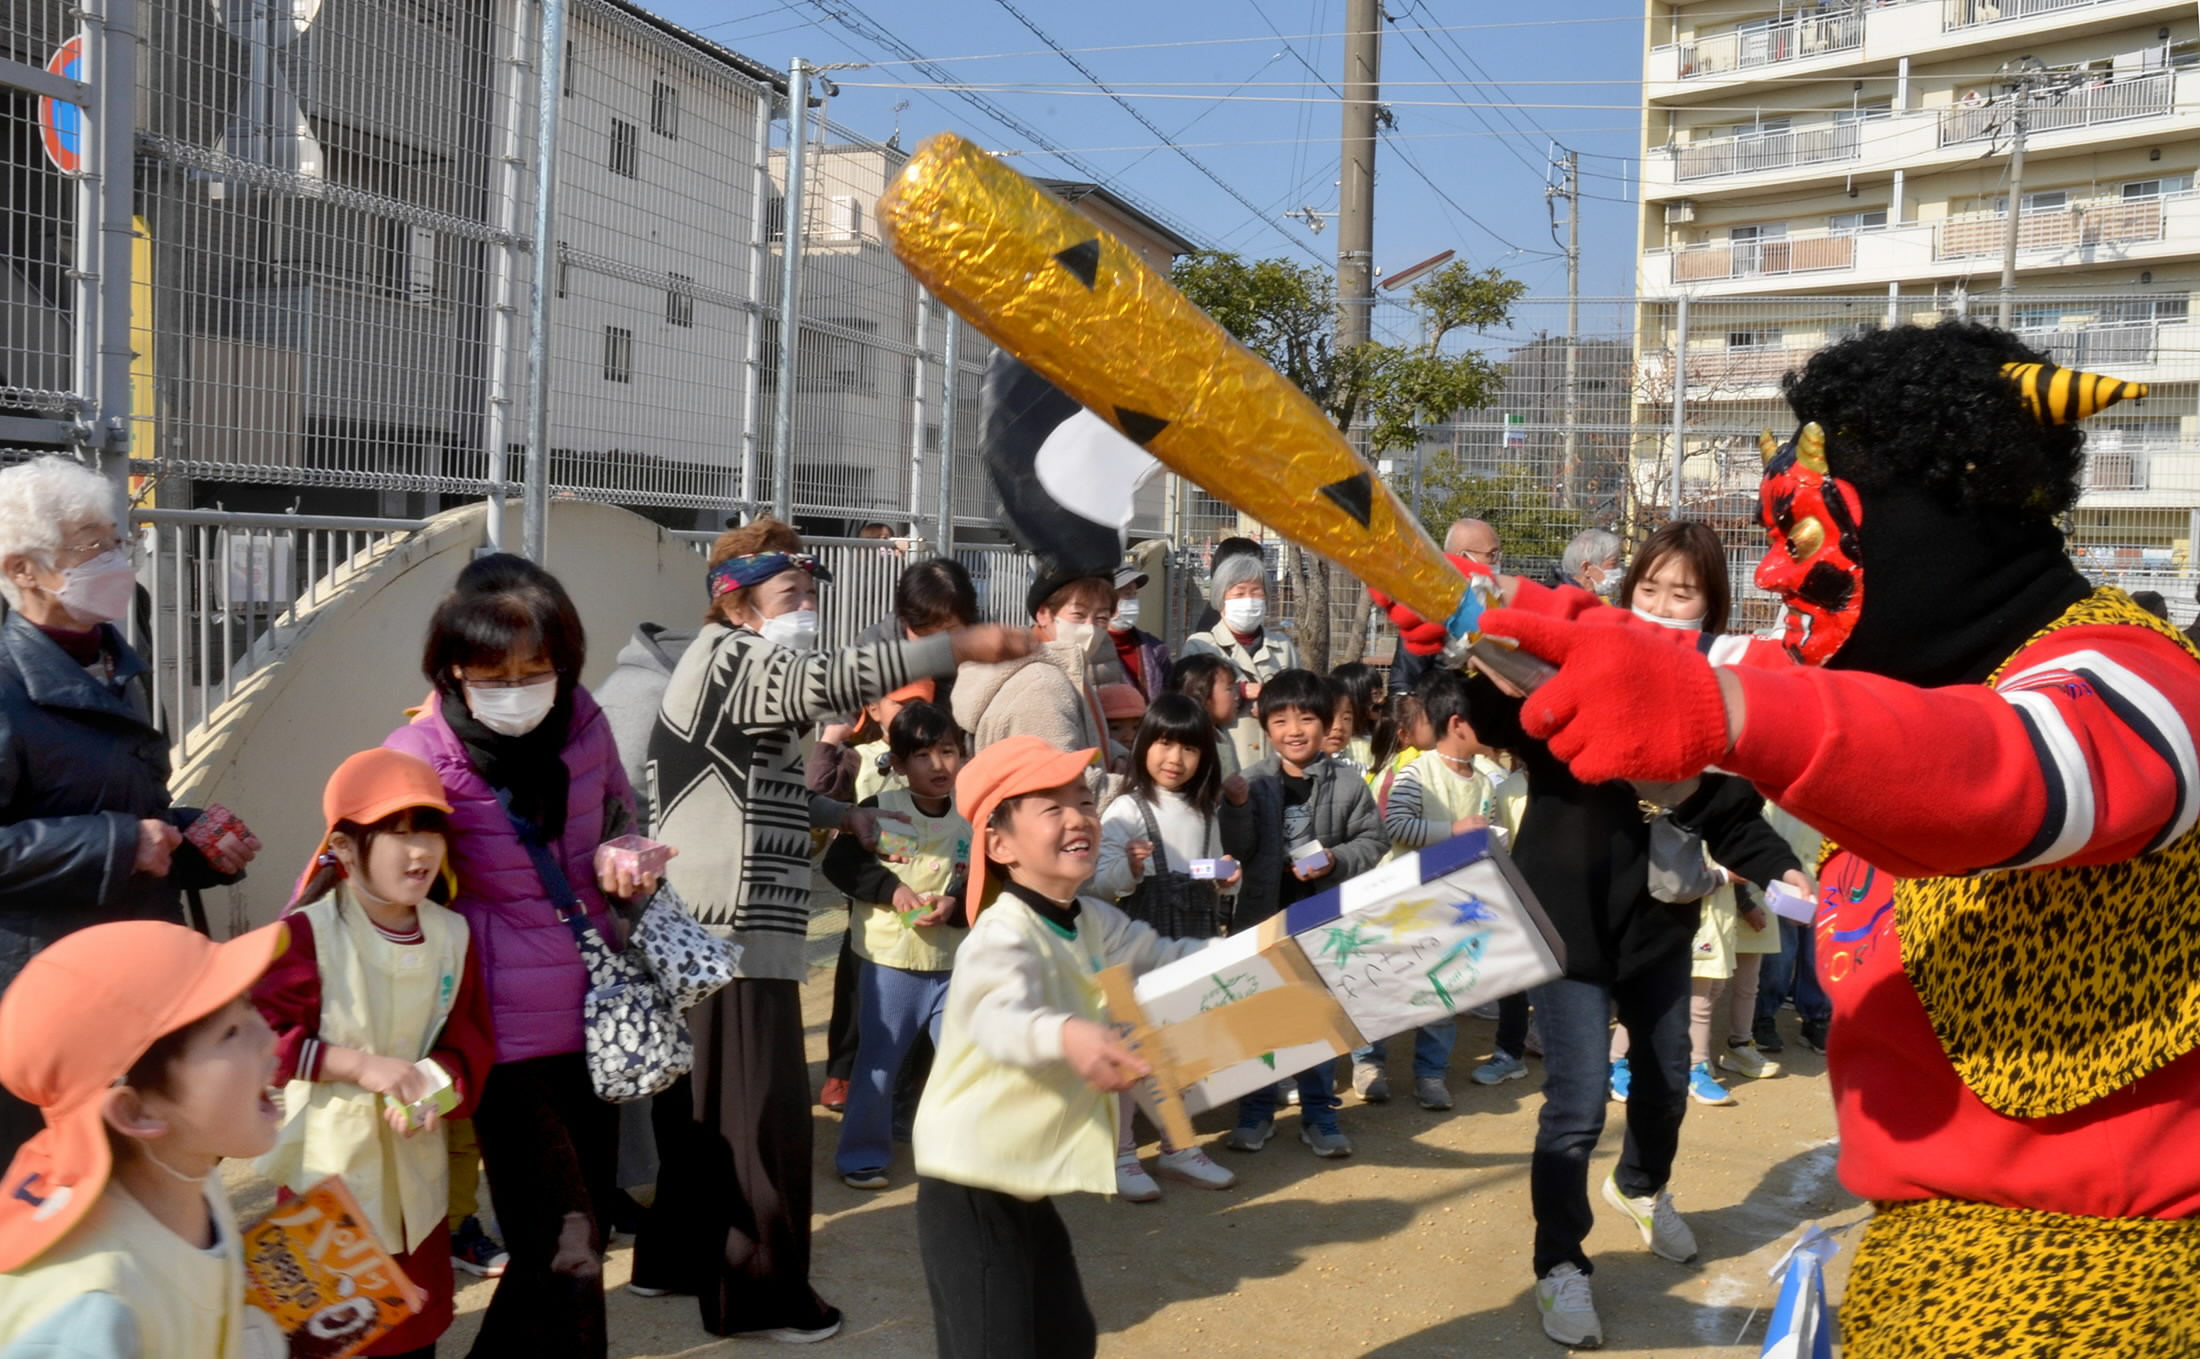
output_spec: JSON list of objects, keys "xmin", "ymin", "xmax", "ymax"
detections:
[
  {"xmin": 75, "ymin": 0, "xmax": 138, "ymax": 491},
  {"xmin": 1667, "ymin": 295, "xmax": 1690, "ymax": 518},
  {"xmin": 737, "ymin": 83, "xmax": 773, "ymax": 519},
  {"xmin": 481, "ymin": 0, "xmax": 535, "ymax": 551},
  {"xmin": 771, "ymin": 57, "xmax": 811, "ymax": 521},
  {"xmin": 907, "ymin": 294, "xmax": 931, "ymax": 541},
  {"xmin": 521, "ymin": 0, "xmax": 570, "ymax": 563},
  {"xmin": 935, "ymin": 315, "xmax": 958, "ymax": 558}
]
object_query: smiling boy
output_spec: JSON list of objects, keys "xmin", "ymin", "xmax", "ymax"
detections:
[{"xmin": 910, "ymin": 736, "xmax": 1206, "ymax": 1359}]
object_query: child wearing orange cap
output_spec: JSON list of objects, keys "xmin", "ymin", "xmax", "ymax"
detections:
[
  {"xmin": 0, "ymin": 916, "xmax": 290, "ymax": 1357},
  {"xmin": 910, "ymin": 734, "xmax": 1209, "ymax": 1359},
  {"xmin": 248, "ymin": 747, "xmax": 497, "ymax": 1356},
  {"xmin": 1098, "ymin": 682, "xmax": 1148, "ymax": 762}
]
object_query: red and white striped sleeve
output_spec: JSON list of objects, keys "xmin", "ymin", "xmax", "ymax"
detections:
[{"xmin": 1716, "ymin": 623, "xmax": 2200, "ymax": 878}]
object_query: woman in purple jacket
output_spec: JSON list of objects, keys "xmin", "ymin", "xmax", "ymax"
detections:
[{"xmin": 385, "ymin": 553, "xmax": 654, "ymax": 1359}]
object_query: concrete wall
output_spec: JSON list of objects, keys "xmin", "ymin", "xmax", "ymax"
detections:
[{"xmin": 170, "ymin": 499, "xmax": 707, "ymax": 936}]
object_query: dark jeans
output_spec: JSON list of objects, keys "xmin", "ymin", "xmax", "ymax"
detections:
[
  {"xmin": 1235, "ymin": 1058, "xmax": 1340, "ymax": 1134},
  {"xmin": 1528, "ymin": 960, "xmax": 1693, "ymax": 1278},
  {"xmin": 1495, "ymin": 990, "xmax": 1531, "ymax": 1060},
  {"xmin": 917, "ymin": 1177, "xmax": 1096, "ymax": 1359},
  {"xmin": 466, "ymin": 1053, "xmax": 616, "ymax": 1359},
  {"xmin": 1757, "ymin": 919, "xmax": 1832, "ymax": 1024}
]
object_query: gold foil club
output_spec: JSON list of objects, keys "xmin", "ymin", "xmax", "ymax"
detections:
[{"xmin": 877, "ymin": 132, "xmax": 1470, "ymax": 632}]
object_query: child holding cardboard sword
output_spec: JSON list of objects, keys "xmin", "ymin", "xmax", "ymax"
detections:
[
  {"xmin": 251, "ymin": 748, "xmax": 497, "ymax": 1357},
  {"xmin": 911, "ymin": 735, "xmax": 1208, "ymax": 1359}
]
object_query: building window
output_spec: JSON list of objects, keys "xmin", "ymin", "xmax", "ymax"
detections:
[
  {"xmin": 2123, "ymin": 174, "xmax": 2193, "ymax": 199},
  {"xmin": 1828, "ymin": 209, "xmax": 1887, "ymax": 234},
  {"xmin": 667, "ymin": 273, "xmax": 694, "ymax": 328},
  {"xmin": 1727, "ymin": 328, "xmax": 1782, "ymax": 351},
  {"xmin": 1994, "ymin": 189, "xmax": 2068, "ymax": 215},
  {"xmin": 609, "ymin": 119, "xmax": 639, "ymax": 179},
  {"xmin": 604, "ymin": 326, "xmax": 633, "ymax": 383},
  {"xmin": 765, "ymin": 194, "xmax": 786, "ymax": 242},
  {"xmin": 651, "ymin": 80, "xmax": 679, "ymax": 139},
  {"xmin": 564, "ymin": 39, "xmax": 575, "ymax": 97}
]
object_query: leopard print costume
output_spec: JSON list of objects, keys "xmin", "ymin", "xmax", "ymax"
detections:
[
  {"xmin": 1845, "ymin": 1198, "xmax": 2200, "ymax": 1357},
  {"xmin": 1887, "ymin": 588, "xmax": 2200, "ymax": 1118}
]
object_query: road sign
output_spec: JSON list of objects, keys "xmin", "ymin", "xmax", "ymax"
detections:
[{"xmin": 36, "ymin": 36, "xmax": 84, "ymax": 174}]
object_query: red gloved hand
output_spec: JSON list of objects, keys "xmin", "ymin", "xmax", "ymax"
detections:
[
  {"xmin": 1368, "ymin": 554, "xmax": 1487, "ymax": 658},
  {"xmin": 1477, "ymin": 607, "xmax": 1732, "ymax": 784}
]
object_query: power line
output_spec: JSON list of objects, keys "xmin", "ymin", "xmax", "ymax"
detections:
[
  {"xmin": 1383, "ymin": 130, "xmax": 1561, "ymax": 263},
  {"xmin": 795, "ymin": 0, "xmax": 1213, "ymax": 251},
  {"xmin": 982, "ymin": 0, "xmax": 1327, "ymax": 263}
]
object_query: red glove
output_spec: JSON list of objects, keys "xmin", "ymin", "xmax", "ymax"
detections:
[
  {"xmin": 1477, "ymin": 607, "xmax": 1733, "ymax": 784},
  {"xmin": 1368, "ymin": 554, "xmax": 1486, "ymax": 658}
]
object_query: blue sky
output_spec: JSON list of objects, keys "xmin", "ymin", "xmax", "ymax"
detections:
[{"xmin": 650, "ymin": 0, "xmax": 1650, "ymax": 300}]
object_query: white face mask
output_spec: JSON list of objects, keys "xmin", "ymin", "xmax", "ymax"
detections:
[
  {"xmin": 1221, "ymin": 597, "xmax": 1266, "ymax": 633},
  {"xmin": 1110, "ymin": 599, "xmax": 1140, "ymax": 633},
  {"xmin": 53, "ymin": 549, "xmax": 137, "ymax": 624},
  {"xmin": 1590, "ymin": 568, "xmax": 1621, "ymax": 599},
  {"xmin": 465, "ymin": 682, "xmax": 558, "ymax": 737},
  {"xmin": 1052, "ymin": 619, "xmax": 1103, "ymax": 659},
  {"xmin": 1632, "ymin": 605, "xmax": 1704, "ymax": 632},
  {"xmin": 759, "ymin": 607, "xmax": 819, "ymax": 652}
]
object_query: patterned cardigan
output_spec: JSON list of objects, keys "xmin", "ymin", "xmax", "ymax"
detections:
[{"xmin": 647, "ymin": 622, "xmax": 957, "ymax": 981}]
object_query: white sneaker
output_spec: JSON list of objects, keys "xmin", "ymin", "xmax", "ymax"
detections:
[
  {"xmin": 1717, "ymin": 1041, "xmax": 1782, "ymax": 1080},
  {"xmin": 1535, "ymin": 1263, "xmax": 1603, "ymax": 1348},
  {"xmin": 1115, "ymin": 1154, "xmax": 1162, "ymax": 1202},
  {"xmin": 1154, "ymin": 1146, "xmax": 1237, "ymax": 1190},
  {"xmin": 1600, "ymin": 1171, "xmax": 1698, "ymax": 1264}
]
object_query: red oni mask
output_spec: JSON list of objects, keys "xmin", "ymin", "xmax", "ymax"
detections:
[{"xmin": 1755, "ymin": 422, "xmax": 1865, "ymax": 666}]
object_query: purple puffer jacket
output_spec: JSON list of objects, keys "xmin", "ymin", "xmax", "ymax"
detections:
[{"xmin": 386, "ymin": 688, "xmax": 632, "ymax": 1064}]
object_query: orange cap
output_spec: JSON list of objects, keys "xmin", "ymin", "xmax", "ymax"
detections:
[
  {"xmin": 1098, "ymin": 683, "xmax": 1147, "ymax": 722},
  {"xmin": 0, "ymin": 918, "xmax": 289, "ymax": 1271},
  {"xmin": 885, "ymin": 677, "xmax": 937, "ymax": 706},
  {"xmin": 954, "ymin": 735, "xmax": 1101, "ymax": 920},
  {"xmin": 296, "ymin": 748, "xmax": 454, "ymax": 899}
]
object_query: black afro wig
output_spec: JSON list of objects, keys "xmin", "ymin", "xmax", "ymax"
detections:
[{"xmin": 1780, "ymin": 321, "xmax": 2087, "ymax": 517}]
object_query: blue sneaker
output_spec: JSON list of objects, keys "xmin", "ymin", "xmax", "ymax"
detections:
[
  {"xmin": 1609, "ymin": 1058, "xmax": 1630, "ymax": 1102},
  {"xmin": 1472, "ymin": 1050, "xmax": 1527, "ymax": 1085},
  {"xmin": 1688, "ymin": 1061, "xmax": 1737, "ymax": 1106}
]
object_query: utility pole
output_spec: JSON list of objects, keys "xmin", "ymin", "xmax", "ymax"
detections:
[
  {"xmin": 1548, "ymin": 148, "xmax": 1581, "ymax": 508},
  {"xmin": 1995, "ymin": 57, "xmax": 2051, "ymax": 330},
  {"xmin": 1335, "ymin": 0, "xmax": 1380, "ymax": 354},
  {"xmin": 521, "ymin": 0, "xmax": 570, "ymax": 564}
]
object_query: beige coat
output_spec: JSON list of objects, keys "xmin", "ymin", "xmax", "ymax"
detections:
[
  {"xmin": 951, "ymin": 640, "xmax": 1112, "ymax": 797},
  {"xmin": 1181, "ymin": 625, "xmax": 1302, "ymax": 773}
]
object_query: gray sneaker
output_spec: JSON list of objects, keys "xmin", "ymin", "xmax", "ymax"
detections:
[
  {"xmin": 1224, "ymin": 1119, "xmax": 1277, "ymax": 1153},
  {"xmin": 1472, "ymin": 1050, "xmax": 1528, "ymax": 1085},
  {"xmin": 1350, "ymin": 1061, "xmax": 1390, "ymax": 1103},
  {"xmin": 1600, "ymin": 1171, "xmax": 1699, "ymax": 1264},
  {"xmin": 1535, "ymin": 1263, "xmax": 1603, "ymax": 1348},
  {"xmin": 1300, "ymin": 1124, "xmax": 1354, "ymax": 1158},
  {"xmin": 1415, "ymin": 1076, "xmax": 1453, "ymax": 1110}
]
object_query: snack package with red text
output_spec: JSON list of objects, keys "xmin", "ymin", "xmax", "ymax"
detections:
[{"xmin": 241, "ymin": 1177, "xmax": 421, "ymax": 1359}]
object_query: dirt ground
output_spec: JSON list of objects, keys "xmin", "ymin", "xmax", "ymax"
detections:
[{"xmin": 229, "ymin": 932, "xmax": 1862, "ymax": 1358}]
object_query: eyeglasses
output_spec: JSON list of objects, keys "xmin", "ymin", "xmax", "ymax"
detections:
[
  {"xmin": 56, "ymin": 536, "xmax": 129, "ymax": 564},
  {"xmin": 463, "ymin": 671, "xmax": 559, "ymax": 690}
]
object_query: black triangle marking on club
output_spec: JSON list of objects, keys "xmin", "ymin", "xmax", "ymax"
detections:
[
  {"xmin": 1114, "ymin": 407, "xmax": 1170, "ymax": 446},
  {"xmin": 1319, "ymin": 472, "xmax": 1374, "ymax": 528},
  {"xmin": 1054, "ymin": 239, "xmax": 1101, "ymax": 289}
]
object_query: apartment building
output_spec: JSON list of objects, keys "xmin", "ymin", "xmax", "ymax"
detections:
[{"xmin": 1634, "ymin": 0, "xmax": 2200, "ymax": 572}]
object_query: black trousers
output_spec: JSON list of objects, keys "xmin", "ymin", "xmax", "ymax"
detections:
[
  {"xmin": 466, "ymin": 1053, "xmax": 616, "ymax": 1359},
  {"xmin": 826, "ymin": 931, "xmax": 860, "ymax": 1081},
  {"xmin": 635, "ymin": 978, "xmax": 836, "ymax": 1336},
  {"xmin": 1495, "ymin": 989, "xmax": 1531, "ymax": 1060},
  {"xmin": 917, "ymin": 1177, "xmax": 1097, "ymax": 1359}
]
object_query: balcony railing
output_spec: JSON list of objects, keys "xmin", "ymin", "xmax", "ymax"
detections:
[
  {"xmin": 1671, "ymin": 232, "xmax": 1860, "ymax": 282},
  {"xmin": 1677, "ymin": 9, "xmax": 1862, "ymax": 78},
  {"xmin": 1935, "ymin": 194, "xmax": 2167, "ymax": 259},
  {"xmin": 1938, "ymin": 70, "xmax": 2173, "ymax": 146},
  {"xmin": 2015, "ymin": 321, "xmax": 2163, "ymax": 370},
  {"xmin": 1675, "ymin": 120, "xmax": 1862, "ymax": 181},
  {"xmin": 1943, "ymin": 0, "xmax": 2132, "ymax": 31}
]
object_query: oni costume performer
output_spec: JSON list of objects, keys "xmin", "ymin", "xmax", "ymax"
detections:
[{"xmin": 1382, "ymin": 325, "xmax": 2200, "ymax": 1356}]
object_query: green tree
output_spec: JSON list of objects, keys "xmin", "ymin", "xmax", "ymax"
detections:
[{"xmin": 1171, "ymin": 251, "xmax": 1523, "ymax": 667}]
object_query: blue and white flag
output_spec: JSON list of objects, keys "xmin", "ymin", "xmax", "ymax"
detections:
[{"xmin": 1761, "ymin": 1223, "xmax": 1839, "ymax": 1359}]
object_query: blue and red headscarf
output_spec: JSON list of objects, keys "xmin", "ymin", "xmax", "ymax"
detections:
[{"xmin": 708, "ymin": 551, "xmax": 833, "ymax": 599}]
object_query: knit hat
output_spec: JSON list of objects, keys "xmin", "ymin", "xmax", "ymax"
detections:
[
  {"xmin": 0, "ymin": 919, "xmax": 290, "ymax": 1272},
  {"xmin": 1098, "ymin": 683, "xmax": 1147, "ymax": 722},
  {"xmin": 1208, "ymin": 551, "xmax": 1267, "ymax": 610},
  {"xmin": 955, "ymin": 735, "xmax": 1101, "ymax": 919},
  {"xmin": 296, "ymin": 748, "xmax": 454, "ymax": 900},
  {"xmin": 1025, "ymin": 565, "xmax": 1112, "ymax": 620}
]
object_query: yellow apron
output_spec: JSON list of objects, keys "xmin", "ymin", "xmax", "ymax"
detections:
[
  {"xmin": 258, "ymin": 890, "xmax": 467, "ymax": 1254},
  {"xmin": 852, "ymin": 788, "xmax": 971, "ymax": 972}
]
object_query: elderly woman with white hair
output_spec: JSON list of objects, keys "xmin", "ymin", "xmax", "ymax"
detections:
[
  {"xmin": 1560, "ymin": 527, "xmax": 1625, "ymax": 597},
  {"xmin": 1181, "ymin": 547, "xmax": 1301, "ymax": 773},
  {"xmin": 0, "ymin": 456, "xmax": 257, "ymax": 1161}
]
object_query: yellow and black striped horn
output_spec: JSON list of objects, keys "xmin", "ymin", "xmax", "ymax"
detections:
[{"xmin": 2001, "ymin": 361, "xmax": 2149, "ymax": 425}]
